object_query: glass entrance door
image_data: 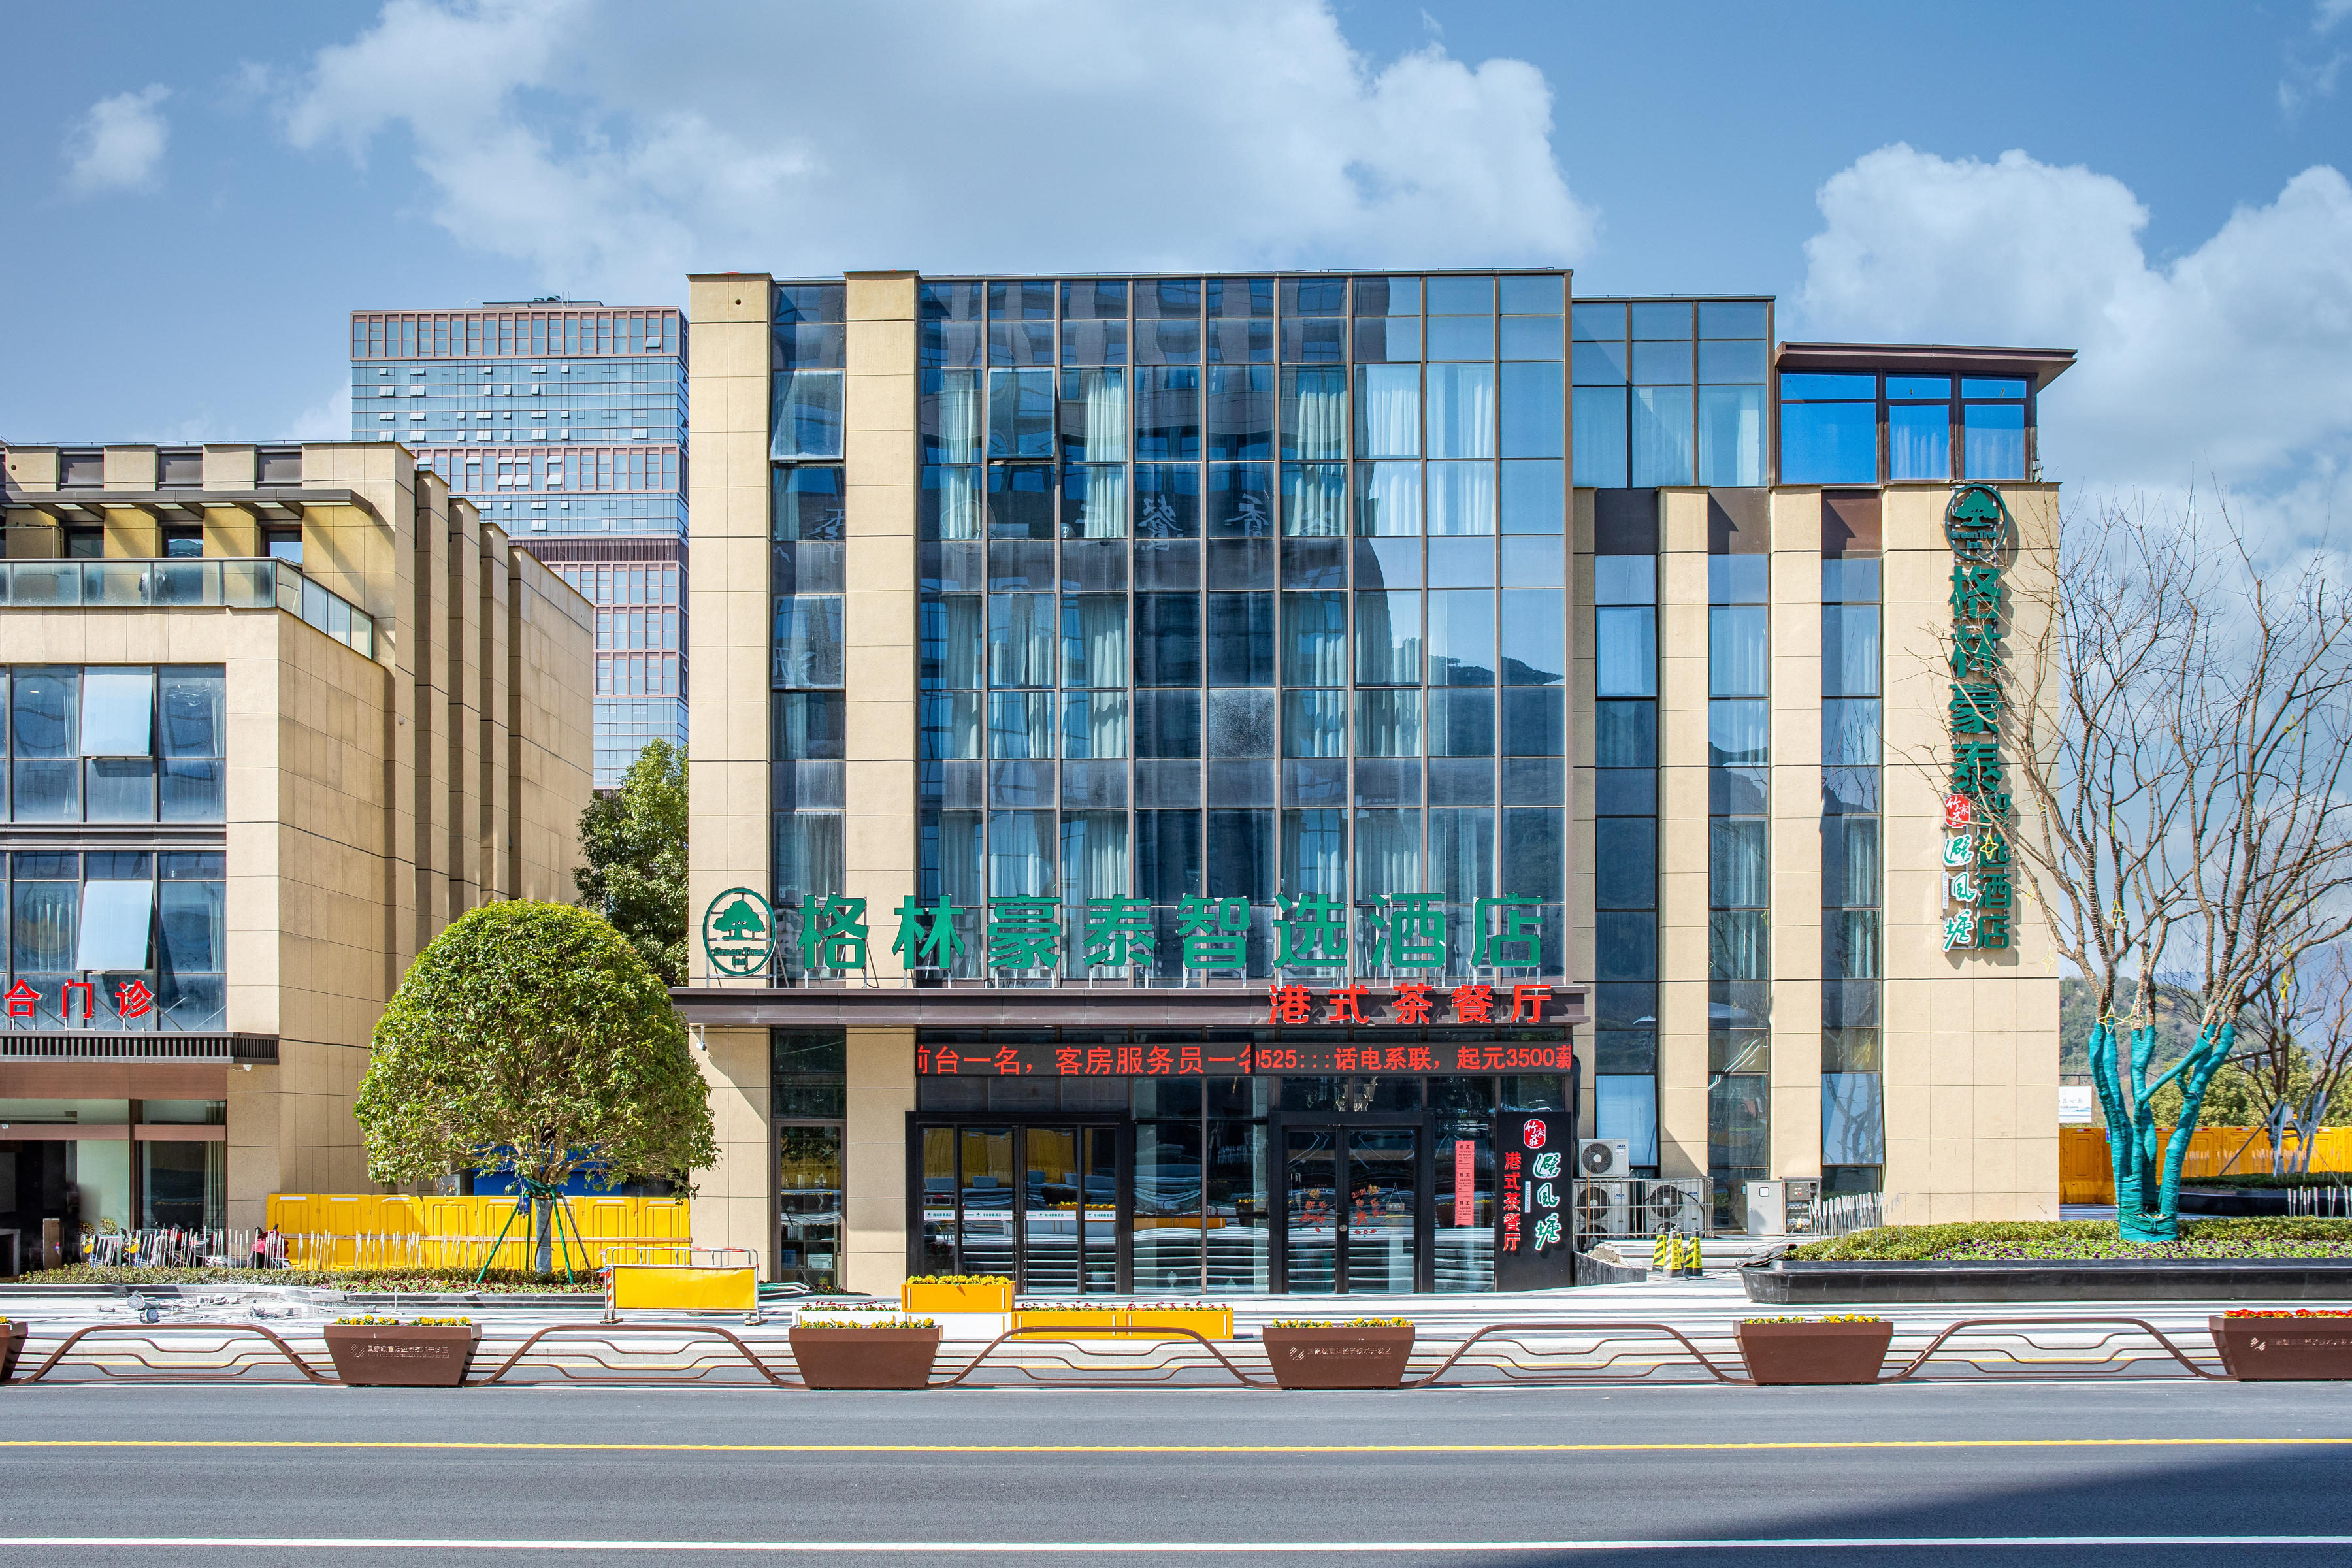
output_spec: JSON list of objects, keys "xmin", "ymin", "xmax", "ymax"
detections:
[
  {"xmin": 777, "ymin": 1126, "xmax": 842, "ymax": 1290},
  {"xmin": 1282, "ymin": 1124, "xmax": 1421, "ymax": 1294},
  {"xmin": 916, "ymin": 1122, "xmax": 1126, "ymax": 1293}
]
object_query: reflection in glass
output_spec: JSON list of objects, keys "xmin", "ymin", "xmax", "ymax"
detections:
[
  {"xmin": 1356, "ymin": 366, "xmax": 1420, "ymax": 457},
  {"xmin": 1630, "ymin": 386, "xmax": 1693, "ymax": 487},
  {"xmin": 1697, "ymin": 386, "xmax": 1764, "ymax": 487}
]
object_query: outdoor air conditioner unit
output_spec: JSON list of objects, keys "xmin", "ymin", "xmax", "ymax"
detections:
[
  {"xmin": 1578, "ymin": 1139, "xmax": 1631, "ymax": 1179},
  {"xmin": 1571, "ymin": 1178, "xmax": 1632, "ymax": 1245},
  {"xmin": 1638, "ymin": 1177, "xmax": 1707, "ymax": 1236}
]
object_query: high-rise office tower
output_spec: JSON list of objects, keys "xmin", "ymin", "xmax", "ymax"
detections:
[{"xmin": 349, "ymin": 301, "xmax": 687, "ymax": 787}]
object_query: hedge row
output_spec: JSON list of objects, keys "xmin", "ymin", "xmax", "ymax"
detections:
[{"xmin": 1783, "ymin": 1218, "xmax": 2352, "ymax": 1262}]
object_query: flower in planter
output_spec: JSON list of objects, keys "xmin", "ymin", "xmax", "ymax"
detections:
[
  {"xmin": 1814, "ymin": 1315, "xmax": 1884, "ymax": 1323},
  {"xmin": 904, "ymin": 1275, "xmax": 1006, "ymax": 1286},
  {"xmin": 797, "ymin": 1318, "xmax": 938, "ymax": 1330},
  {"xmin": 2223, "ymin": 1308, "xmax": 2352, "ymax": 1318}
]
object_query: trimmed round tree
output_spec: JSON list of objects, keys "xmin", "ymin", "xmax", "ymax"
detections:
[{"xmin": 357, "ymin": 900, "xmax": 717, "ymax": 1274}]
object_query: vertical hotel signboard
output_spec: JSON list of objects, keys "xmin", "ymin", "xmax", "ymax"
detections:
[
  {"xmin": 1495, "ymin": 1106, "xmax": 1580, "ymax": 1290},
  {"xmin": 1940, "ymin": 485, "xmax": 2015, "ymax": 956}
]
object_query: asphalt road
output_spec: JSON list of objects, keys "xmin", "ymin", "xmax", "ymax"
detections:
[{"xmin": 2, "ymin": 1382, "xmax": 2349, "ymax": 1567}]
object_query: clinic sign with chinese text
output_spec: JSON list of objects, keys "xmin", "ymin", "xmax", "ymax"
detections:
[
  {"xmin": 746, "ymin": 890, "xmax": 1554, "ymax": 982},
  {"xmin": 1941, "ymin": 485, "xmax": 2014, "ymax": 955}
]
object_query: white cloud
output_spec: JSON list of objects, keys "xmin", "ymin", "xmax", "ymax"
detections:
[
  {"xmin": 63, "ymin": 85, "xmax": 171, "ymax": 196},
  {"xmin": 275, "ymin": 0, "xmax": 1595, "ymax": 301},
  {"xmin": 1793, "ymin": 144, "xmax": 2352, "ymax": 525},
  {"xmin": 2317, "ymin": 0, "xmax": 2352, "ymax": 33},
  {"xmin": 287, "ymin": 377, "xmax": 353, "ymax": 442}
]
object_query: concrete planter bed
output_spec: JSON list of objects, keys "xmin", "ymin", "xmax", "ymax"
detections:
[
  {"xmin": 1736, "ymin": 1320, "xmax": 1893, "ymax": 1384},
  {"xmin": 1260, "ymin": 1323, "xmax": 1415, "ymax": 1388},
  {"xmin": 2210, "ymin": 1313, "xmax": 2352, "ymax": 1380},
  {"xmin": 321, "ymin": 1322, "xmax": 481, "ymax": 1387},
  {"xmin": 1744, "ymin": 1258, "xmax": 2352, "ymax": 1305},
  {"xmin": 787, "ymin": 1324, "xmax": 942, "ymax": 1389}
]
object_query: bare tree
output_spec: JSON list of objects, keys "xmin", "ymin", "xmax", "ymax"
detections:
[
  {"xmin": 2225, "ymin": 945, "xmax": 2352, "ymax": 1173},
  {"xmin": 2005, "ymin": 492, "xmax": 2352, "ymax": 1239}
]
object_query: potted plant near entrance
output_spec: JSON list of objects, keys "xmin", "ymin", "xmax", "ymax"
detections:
[
  {"xmin": 2210, "ymin": 1309, "xmax": 2352, "ymax": 1380},
  {"xmin": 1260, "ymin": 1318, "xmax": 1416, "ymax": 1388},
  {"xmin": 788, "ymin": 1318, "xmax": 943, "ymax": 1389},
  {"xmin": 322, "ymin": 1316, "xmax": 482, "ymax": 1387},
  {"xmin": 902, "ymin": 1274, "xmax": 1013, "ymax": 1314},
  {"xmin": 1737, "ymin": 1315, "xmax": 1893, "ymax": 1385},
  {"xmin": 0, "ymin": 1318, "xmax": 27, "ymax": 1383}
]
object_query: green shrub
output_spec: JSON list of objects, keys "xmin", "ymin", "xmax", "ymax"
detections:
[{"xmin": 1784, "ymin": 1218, "xmax": 2352, "ymax": 1262}]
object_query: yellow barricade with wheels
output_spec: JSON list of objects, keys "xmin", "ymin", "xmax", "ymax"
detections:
[{"xmin": 603, "ymin": 1249, "xmax": 760, "ymax": 1320}]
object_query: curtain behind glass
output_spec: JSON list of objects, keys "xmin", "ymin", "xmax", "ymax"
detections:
[
  {"xmin": 938, "ymin": 811, "xmax": 983, "ymax": 907},
  {"xmin": 1697, "ymin": 386, "xmax": 1763, "ymax": 487},
  {"xmin": 1428, "ymin": 808, "xmax": 1495, "ymax": 901},
  {"xmin": 1282, "ymin": 463, "xmax": 1345, "ymax": 536},
  {"xmin": 773, "ymin": 598, "xmax": 845, "ymax": 687},
  {"xmin": 1283, "ymin": 368, "xmax": 1348, "ymax": 460},
  {"xmin": 1058, "ymin": 369, "xmax": 1126, "ymax": 463},
  {"xmin": 1823, "ymin": 699, "xmax": 1882, "ymax": 768},
  {"xmin": 1062, "ymin": 692, "xmax": 1129, "ymax": 758},
  {"xmin": 1282, "ymin": 593, "xmax": 1347, "ymax": 685},
  {"xmin": 1822, "ymin": 606, "xmax": 1881, "ymax": 696},
  {"xmin": 1356, "ymin": 366, "xmax": 1420, "ymax": 457},
  {"xmin": 988, "ymin": 595, "xmax": 1054, "ymax": 687},
  {"xmin": 1354, "ymin": 593, "xmax": 1421, "ymax": 685},
  {"xmin": 929, "ymin": 370, "xmax": 982, "ymax": 462},
  {"xmin": 1354, "ymin": 810, "xmax": 1422, "ymax": 902},
  {"xmin": 1426, "ymin": 365, "xmax": 1495, "ymax": 459},
  {"xmin": 1070, "ymin": 465, "xmax": 1126, "ymax": 537},
  {"xmin": 1710, "ymin": 820, "xmax": 1769, "ymax": 907},
  {"xmin": 924, "ymin": 465, "xmax": 982, "ymax": 540},
  {"xmin": 1061, "ymin": 812, "xmax": 1130, "ymax": 901},
  {"xmin": 775, "ymin": 814, "xmax": 846, "ymax": 907},
  {"xmin": 1062, "ymin": 596, "xmax": 1128, "ymax": 687},
  {"xmin": 1888, "ymin": 404, "xmax": 1950, "ymax": 482},
  {"xmin": 1282, "ymin": 810, "xmax": 1345, "ymax": 900},
  {"xmin": 771, "ymin": 372, "xmax": 844, "ymax": 460},
  {"xmin": 1354, "ymin": 690, "xmax": 1423, "ymax": 756},
  {"xmin": 1426, "ymin": 463, "xmax": 1495, "ymax": 536},
  {"xmin": 1708, "ymin": 605, "xmax": 1768, "ymax": 697},
  {"xmin": 988, "ymin": 811, "xmax": 1056, "ymax": 896},
  {"xmin": 931, "ymin": 596, "xmax": 983, "ymax": 689}
]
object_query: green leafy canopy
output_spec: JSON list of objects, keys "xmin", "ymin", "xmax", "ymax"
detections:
[
  {"xmin": 574, "ymin": 740, "xmax": 687, "ymax": 985},
  {"xmin": 355, "ymin": 900, "xmax": 716, "ymax": 1194}
]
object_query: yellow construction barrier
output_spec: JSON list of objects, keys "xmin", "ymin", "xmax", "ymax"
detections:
[
  {"xmin": 607, "ymin": 1262, "xmax": 757, "ymax": 1314},
  {"xmin": 264, "ymin": 1193, "xmax": 691, "ymax": 1272},
  {"xmin": 2059, "ymin": 1126, "xmax": 2352, "ymax": 1205}
]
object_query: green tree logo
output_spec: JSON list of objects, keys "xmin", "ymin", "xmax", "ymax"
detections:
[{"xmin": 701, "ymin": 887, "xmax": 777, "ymax": 977}]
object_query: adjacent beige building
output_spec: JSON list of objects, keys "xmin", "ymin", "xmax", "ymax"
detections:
[
  {"xmin": 0, "ymin": 441, "xmax": 592, "ymax": 1258},
  {"xmin": 666, "ymin": 271, "xmax": 2068, "ymax": 1296}
]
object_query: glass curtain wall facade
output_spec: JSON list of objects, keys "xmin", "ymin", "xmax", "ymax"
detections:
[
  {"xmin": 1590, "ymin": 493, "xmax": 1659, "ymax": 1169},
  {"xmin": 771, "ymin": 284, "xmax": 851, "ymax": 953},
  {"xmin": 1821, "ymin": 494, "xmax": 1885, "ymax": 1192},
  {"xmin": 877, "ymin": 272, "xmax": 1571, "ymax": 981},
  {"xmin": 350, "ymin": 304, "xmax": 689, "ymax": 788},
  {"xmin": 1707, "ymin": 521, "xmax": 1770, "ymax": 1227},
  {"xmin": 1571, "ymin": 302, "xmax": 1769, "ymax": 489},
  {"xmin": 1780, "ymin": 372, "xmax": 2031, "ymax": 486}
]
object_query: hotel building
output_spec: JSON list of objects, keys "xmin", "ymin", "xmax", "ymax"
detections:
[{"xmin": 665, "ymin": 269, "xmax": 2066, "ymax": 1297}]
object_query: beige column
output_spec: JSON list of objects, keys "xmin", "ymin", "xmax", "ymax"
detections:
[
  {"xmin": 845, "ymin": 1026, "xmax": 914, "ymax": 1296},
  {"xmin": 1655, "ymin": 489, "xmax": 1710, "ymax": 1179},
  {"xmin": 202, "ymin": 446, "xmax": 260, "ymax": 557},
  {"xmin": 684, "ymin": 274, "xmax": 776, "ymax": 977},
  {"xmin": 693, "ymin": 1027, "xmax": 776, "ymax": 1267},
  {"xmin": 101, "ymin": 448, "xmax": 161, "ymax": 557},
  {"xmin": 1769, "ymin": 492, "xmax": 1823, "ymax": 1180},
  {"xmin": 842, "ymin": 272, "xmax": 919, "ymax": 976},
  {"xmin": 1880, "ymin": 483, "xmax": 2063, "ymax": 1222}
]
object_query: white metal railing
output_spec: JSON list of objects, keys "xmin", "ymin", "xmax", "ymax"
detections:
[
  {"xmin": 1809, "ymin": 1190, "xmax": 1904, "ymax": 1239},
  {"xmin": 0, "ymin": 558, "xmax": 376, "ymax": 658}
]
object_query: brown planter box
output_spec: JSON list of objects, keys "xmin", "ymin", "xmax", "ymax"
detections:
[
  {"xmin": 1738, "ymin": 1321, "xmax": 1893, "ymax": 1385},
  {"xmin": 2211, "ymin": 1315, "xmax": 2352, "ymax": 1380},
  {"xmin": 0, "ymin": 1322, "xmax": 25, "ymax": 1384},
  {"xmin": 322, "ymin": 1324, "xmax": 482, "ymax": 1388},
  {"xmin": 1261, "ymin": 1326, "xmax": 1415, "ymax": 1389},
  {"xmin": 789, "ymin": 1326, "xmax": 942, "ymax": 1390}
]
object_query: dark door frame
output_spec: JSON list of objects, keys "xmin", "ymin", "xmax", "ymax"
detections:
[
  {"xmin": 904, "ymin": 1114, "xmax": 1134, "ymax": 1294},
  {"xmin": 1267, "ymin": 1109, "xmax": 1433, "ymax": 1294}
]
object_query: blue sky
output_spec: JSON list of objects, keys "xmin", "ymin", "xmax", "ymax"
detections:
[{"xmin": 5, "ymin": 1, "xmax": 2351, "ymax": 536}]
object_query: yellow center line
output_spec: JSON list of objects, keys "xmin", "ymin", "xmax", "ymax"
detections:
[{"xmin": 0, "ymin": 1437, "xmax": 2347, "ymax": 1455}]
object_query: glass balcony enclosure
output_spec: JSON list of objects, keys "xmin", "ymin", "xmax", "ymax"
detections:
[{"xmin": 0, "ymin": 559, "xmax": 378, "ymax": 659}]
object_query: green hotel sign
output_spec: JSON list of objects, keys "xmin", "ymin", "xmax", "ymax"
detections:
[
  {"xmin": 702, "ymin": 890, "xmax": 1552, "ymax": 981},
  {"xmin": 1941, "ymin": 484, "xmax": 2014, "ymax": 955}
]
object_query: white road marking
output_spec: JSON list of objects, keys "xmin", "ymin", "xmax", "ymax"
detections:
[{"xmin": 1, "ymin": 1537, "xmax": 2348, "ymax": 1554}]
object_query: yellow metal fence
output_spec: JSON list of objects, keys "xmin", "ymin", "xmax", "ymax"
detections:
[
  {"xmin": 2059, "ymin": 1126, "xmax": 2352, "ymax": 1205},
  {"xmin": 263, "ymin": 1194, "xmax": 691, "ymax": 1272}
]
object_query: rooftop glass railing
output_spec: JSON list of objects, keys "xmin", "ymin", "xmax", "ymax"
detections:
[{"xmin": 0, "ymin": 557, "xmax": 377, "ymax": 659}]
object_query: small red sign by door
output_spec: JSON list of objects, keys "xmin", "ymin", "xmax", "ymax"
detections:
[{"xmin": 1453, "ymin": 1138, "xmax": 1476, "ymax": 1227}]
